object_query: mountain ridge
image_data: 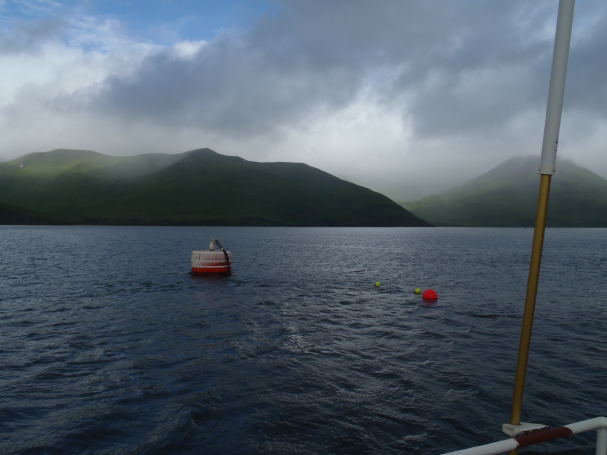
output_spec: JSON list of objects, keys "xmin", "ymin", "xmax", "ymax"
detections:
[
  {"xmin": 402, "ymin": 155, "xmax": 607, "ymax": 227},
  {"xmin": 0, "ymin": 148, "xmax": 430, "ymax": 227}
]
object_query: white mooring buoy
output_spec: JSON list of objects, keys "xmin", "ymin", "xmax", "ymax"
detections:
[{"xmin": 191, "ymin": 239, "xmax": 232, "ymax": 274}]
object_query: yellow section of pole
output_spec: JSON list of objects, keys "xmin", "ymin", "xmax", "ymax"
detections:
[{"xmin": 507, "ymin": 174, "xmax": 552, "ymax": 455}]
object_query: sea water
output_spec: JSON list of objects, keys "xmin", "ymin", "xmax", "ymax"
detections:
[{"xmin": 1, "ymin": 226, "xmax": 606, "ymax": 454}]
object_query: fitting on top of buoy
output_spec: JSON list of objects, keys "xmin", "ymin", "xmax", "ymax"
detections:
[
  {"xmin": 375, "ymin": 282, "xmax": 381, "ymax": 287},
  {"xmin": 422, "ymin": 289, "xmax": 438, "ymax": 300},
  {"xmin": 414, "ymin": 288, "xmax": 422, "ymax": 294}
]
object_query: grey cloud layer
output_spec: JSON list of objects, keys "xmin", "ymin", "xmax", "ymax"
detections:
[
  {"xmin": 64, "ymin": 0, "xmax": 606, "ymax": 140},
  {"xmin": 92, "ymin": 36, "xmax": 362, "ymax": 136},
  {"xmin": 0, "ymin": 17, "xmax": 68, "ymax": 54},
  {"xmin": 2, "ymin": 0, "xmax": 606, "ymax": 200}
]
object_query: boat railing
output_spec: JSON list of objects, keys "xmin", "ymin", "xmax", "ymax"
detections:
[{"xmin": 442, "ymin": 417, "xmax": 607, "ymax": 455}]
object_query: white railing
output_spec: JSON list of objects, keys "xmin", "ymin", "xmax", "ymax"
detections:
[{"xmin": 442, "ymin": 417, "xmax": 607, "ymax": 455}]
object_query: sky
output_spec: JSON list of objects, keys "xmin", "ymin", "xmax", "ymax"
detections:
[{"xmin": 0, "ymin": 0, "xmax": 606, "ymax": 201}]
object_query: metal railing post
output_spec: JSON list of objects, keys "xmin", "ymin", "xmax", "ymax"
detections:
[
  {"xmin": 443, "ymin": 417, "xmax": 607, "ymax": 455},
  {"xmin": 597, "ymin": 428, "xmax": 607, "ymax": 455}
]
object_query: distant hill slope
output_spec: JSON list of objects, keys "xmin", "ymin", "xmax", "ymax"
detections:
[
  {"xmin": 0, "ymin": 201, "xmax": 67, "ymax": 225},
  {"xmin": 0, "ymin": 148, "xmax": 430, "ymax": 226},
  {"xmin": 402, "ymin": 156, "xmax": 607, "ymax": 227}
]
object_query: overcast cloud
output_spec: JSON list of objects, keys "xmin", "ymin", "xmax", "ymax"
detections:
[{"xmin": 0, "ymin": 0, "xmax": 606, "ymax": 200}]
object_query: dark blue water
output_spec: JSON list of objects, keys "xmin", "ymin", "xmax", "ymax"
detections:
[{"xmin": 1, "ymin": 227, "xmax": 606, "ymax": 454}]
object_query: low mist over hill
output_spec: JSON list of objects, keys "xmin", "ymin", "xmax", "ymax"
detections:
[
  {"xmin": 0, "ymin": 148, "xmax": 430, "ymax": 227},
  {"xmin": 402, "ymin": 156, "xmax": 607, "ymax": 227}
]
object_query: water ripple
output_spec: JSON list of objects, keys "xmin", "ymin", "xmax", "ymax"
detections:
[{"xmin": 1, "ymin": 226, "xmax": 606, "ymax": 454}]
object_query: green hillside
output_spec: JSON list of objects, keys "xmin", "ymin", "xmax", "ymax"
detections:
[
  {"xmin": 0, "ymin": 148, "xmax": 430, "ymax": 227},
  {"xmin": 402, "ymin": 156, "xmax": 607, "ymax": 227},
  {"xmin": 0, "ymin": 201, "xmax": 70, "ymax": 225}
]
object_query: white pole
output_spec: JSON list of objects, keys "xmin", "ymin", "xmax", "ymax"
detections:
[
  {"xmin": 597, "ymin": 428, "xmax": 607, "ymax": 455},
  {"xmin": 509, "ymin": 2, "xmax": 576, "ymax": 441},
  {"xmin": 538, "ymin": 0, "xmax": 575, "ymax": 175}
]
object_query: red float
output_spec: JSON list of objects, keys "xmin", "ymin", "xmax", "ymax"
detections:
[{"xmin": 422, "ymin": 289, "xmax": 438, "ymax": 300}]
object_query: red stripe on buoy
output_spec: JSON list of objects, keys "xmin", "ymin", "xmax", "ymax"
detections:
[
  {"xmin": 192, "ymin": 266, "xmax": 231, "ymax": 274},
  {"xmin": 195, "ymin": 261, "xmax": 232, "ymax": 267}
]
